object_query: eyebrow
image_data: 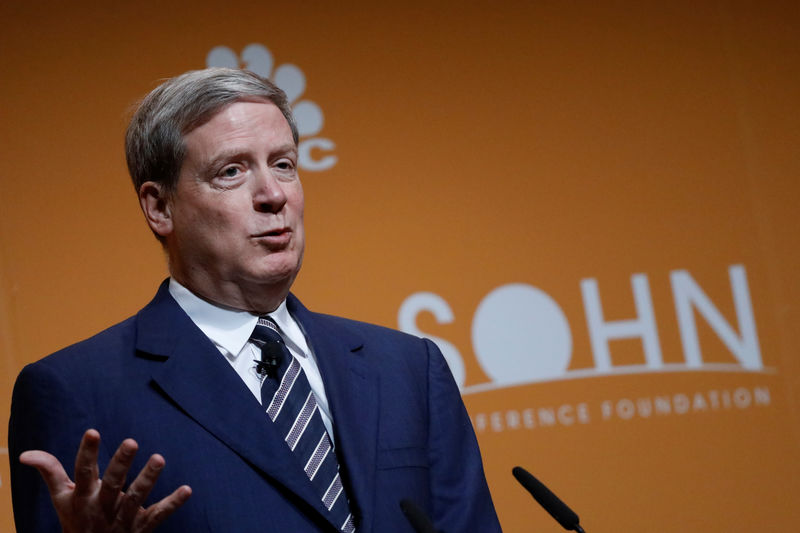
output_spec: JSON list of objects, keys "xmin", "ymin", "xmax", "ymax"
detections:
[{"xmin": 199, "ymin": 144, "xmax": 299, "ymax": 174}]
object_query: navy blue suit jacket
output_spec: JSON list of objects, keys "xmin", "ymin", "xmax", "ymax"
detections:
[{"xmin": 9, "ymin": 282, "xmax": 501, "ymax": 532}]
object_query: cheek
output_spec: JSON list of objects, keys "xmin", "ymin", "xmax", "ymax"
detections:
[
  {"xmin": 200, "ymin": 202, "xmax": 244, "ymax": 230},
  {"xmin": 209, "ymin": 210, "xmax": 232, "ymax": 227},
  {"xmin": 287, "ymin": 183, "xmax": 305, "ymax": 213}
]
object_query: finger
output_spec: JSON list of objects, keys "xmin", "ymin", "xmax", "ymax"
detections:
[
  {"xmin": 117, "ymin": 454, "xmax": 166, "ymax": 525},
  {"xmin": 99, "ymin": 438, "xmax": 138, "ymax": 520},
  {"xmin": 19, "ymin": 450, "xmax": 74, "ymax": 496},
  {"xmin": 73, "ymin": 429, "xmax": 102, "ymax": 499},
  {"xmin": 137, "ymin": 485, "xmax": 192, "ymax": 533}
]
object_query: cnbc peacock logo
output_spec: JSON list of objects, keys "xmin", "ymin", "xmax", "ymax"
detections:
[{"xmin": 206, "ymin": 43, "xmax": 336, "ymax": 172}]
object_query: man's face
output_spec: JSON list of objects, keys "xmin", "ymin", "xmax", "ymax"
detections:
[{"xmin": 161, "ymin": 101, "xmax": 304, "ymax": 309}]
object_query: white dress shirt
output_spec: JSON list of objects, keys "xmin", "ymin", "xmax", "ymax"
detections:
[{"xmin": 168, "ymin": 279, "xmax": 335, "ymax": 440}]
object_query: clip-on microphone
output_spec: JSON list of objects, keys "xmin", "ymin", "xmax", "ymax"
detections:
[{"xmin": 254, "ymin": 339, "xmax": 283, "ymax": 379}]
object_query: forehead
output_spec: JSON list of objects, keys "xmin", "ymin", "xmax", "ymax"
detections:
[{"xmin": 184, "ymin": 101, "xmax": 295, "ymax": 155}]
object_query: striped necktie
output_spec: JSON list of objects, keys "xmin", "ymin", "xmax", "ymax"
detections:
[{"xmin": 250, "ymin": 317, "xmax": 356, "ymax": 533}]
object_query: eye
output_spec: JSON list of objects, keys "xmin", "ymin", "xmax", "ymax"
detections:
[
  {"xmin": 222, "ymin": 166, "xmax": 241, "ymax": 178},
  {"xmin": 275, "ymin": 160, "xmax": 295, "ymax": 171}
]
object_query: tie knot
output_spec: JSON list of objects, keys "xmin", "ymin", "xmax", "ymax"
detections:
[
  {"xmin": 250, "ymin": 316, "xmax": 284, "ymax": 346},
  {"xmin": 251, "ymin": 317, "xmax": 288, "ymax": 380}
]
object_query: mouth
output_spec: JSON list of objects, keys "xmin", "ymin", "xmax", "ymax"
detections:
[
  {"xmin": 252, "ymin": 227, "xmax": 292, "ymax": 248},
  {"xmin": 255, "ymin": 227, "xmax": 290, "ymax": 237}
]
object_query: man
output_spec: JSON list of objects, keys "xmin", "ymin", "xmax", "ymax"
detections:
[{"xmin": 8, "ymin": 68, "xmax": 502, "ymax": 532}]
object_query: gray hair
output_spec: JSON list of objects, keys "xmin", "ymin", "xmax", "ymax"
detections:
[{"xmin": 125, "ymin": 68, "xmax": 298, "ymax": 195}]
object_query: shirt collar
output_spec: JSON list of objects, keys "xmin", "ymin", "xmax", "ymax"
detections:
[{"xmin": 168, "ymin": 278, "xmax": 304, "ymax": 358}]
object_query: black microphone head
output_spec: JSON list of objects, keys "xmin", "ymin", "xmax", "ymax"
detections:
[
  {"xmin": 512, "ymin": 466, "xmax": 581, "ymax": 531},
  {"xmin": 259, "ymin": 340, "xmax": 284, "ymax": 378},
  {"xmin": 261, "ymin": 340, "xmax": 283, "ymax": 362},
  {"xmin": 399, "ymin": 498, "xmax": 437, "ymax": 533}
]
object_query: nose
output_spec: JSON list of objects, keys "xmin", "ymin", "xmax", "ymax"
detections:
[{"xmin": 252, "ymin": 170, "xmax": 288, "ymax": 213}]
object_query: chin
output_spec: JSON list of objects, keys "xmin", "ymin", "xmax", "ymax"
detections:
[{"xmin": 250, "ymin": 262, "xmax": 301, "ymax": 286}]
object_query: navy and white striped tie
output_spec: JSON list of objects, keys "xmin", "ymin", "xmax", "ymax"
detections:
[{"xmin": 251, "ymin": 317, "xmax": 356, "ymax": 533}]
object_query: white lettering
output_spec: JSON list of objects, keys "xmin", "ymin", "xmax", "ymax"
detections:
[
  {"xmin": 581, "ymin": 274, "xmax": 662, "ymax": 371},
  {"xmin": 637, "ymin": 398, "xmax": 652, "ymax": 418},
  {"xmin": 473, "ymin": 404, "xmax": 589, "ymax": 432},
  {"xmin": 593, "ymin": 387, "xmax": 769, "ymax": 423},
  {"xmin": 670, "ymin": 265, "xmax": 762, "ymax": 369},
  {"xmin": 601, "ymin": 400, "xmax": 613, "ymax": 420},
  {"xmin": 398, "ymin": 292, "xmax": 466, "ymax": 387},
  {"xmin": 754, "ymin": 387, "xmax": 770, "ymax": 405},
  {"xmin": 490, "ymin": 412, "xmax": 503, "ymax": 432},
  {"xmin": 576, "ymin": 404, "xmax": 590, "ymax": 423},
  {"xmin": 692, "ymin": 393, "xmax": 708, "ymax": 411},
  {"xmin": 734, "ymin": 387, "xmax": 751, "ymax": 408},
  {"xmin": 708, "ymin": 390, "xmax": 720, "ymax": 409},
  {"xmin": 557, "ymin": 405, "xmax": 574, "ymax": 425},
  {"xmin": 674, "ymin": 394, "xmax": 690, "ymax": 414},
  {"xmin": 298, "ymin": 137, "xmax": 337, "ymax": 171},
  {"xmin": 655, "ymin": 396, "xmax": 671, "ymax": 415},
  {"xmin": 523, "ymin": 408, "xmax": 536, "ymax": 428},
  {"xmin": 506, "ymin": 410, "xmax": 522, "ymax": 429},
  {"xmin": 617, "ymin": 399, "xmax": 635, "ymax": 419},
  {"xmin": 538, "ymin": 408, "xmax": 556, "ymax": 426}
]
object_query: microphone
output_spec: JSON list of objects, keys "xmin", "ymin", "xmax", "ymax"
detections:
[
  {"xmin": 253, "ymin": 340, "xmax": 283, "ymax": 379},
  {"xmin": 512, "ymin": 466, "xmax": 586, "ymax": 532},
  {"xmin": 399, "ymin": 499, "xmax": 437, "ymax": 533}
]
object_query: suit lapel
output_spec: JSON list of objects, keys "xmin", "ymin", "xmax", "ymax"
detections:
[
  {"xmin": 288, "ymin": 295, "xmax": 380, "ymax": 533},
  {"xmin": 135, "ymin": 282, "xmax": 338, "ymax": 529}
]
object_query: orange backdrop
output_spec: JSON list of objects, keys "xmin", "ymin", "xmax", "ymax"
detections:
[{"xmin": 2, "ymin": 1, "xmax": 799, "ymax": 531}]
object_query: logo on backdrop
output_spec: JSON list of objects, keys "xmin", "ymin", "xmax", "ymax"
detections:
[
  {"xmin": 398, "ymin": 264, "xmax": 774, "ymax": 431},
  {"xmin": 206, "ymin": 43, "xmax": 336, "ymax": 172}
]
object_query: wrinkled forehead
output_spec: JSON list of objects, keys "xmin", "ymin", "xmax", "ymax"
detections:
[
  {"xmin": 180, "ymin": 101, "xmax": 298, "ymax": 171},
  {"xmin": 182, "ymin": 96, "xmax": 296, "ymax": 147}
]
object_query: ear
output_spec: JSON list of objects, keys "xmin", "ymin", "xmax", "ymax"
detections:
[{"xmin": 139, "ymin": 181, "xmax": 173, "ymax": 238}]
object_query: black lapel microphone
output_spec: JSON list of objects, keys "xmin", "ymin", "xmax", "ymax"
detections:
[
  {"xmin": 512, "ymin": 466, "xmax": 586, "ymax": 532},
  {"xmin": 399, "ymin": 499, "xmax": 438, "ymax": 533},
  {"xmin": 253, "ymin": 339, "xmax": 283, "ymax": 379}
]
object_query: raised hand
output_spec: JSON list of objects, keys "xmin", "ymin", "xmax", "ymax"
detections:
[{"xmin": 19, "ymin": 429, "xmax": 191, "ymax": 533}]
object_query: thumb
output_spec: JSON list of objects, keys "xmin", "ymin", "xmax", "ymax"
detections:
[{"xmin": 20, "ymin": 450, "xmax": 75, "ymax": 496}]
